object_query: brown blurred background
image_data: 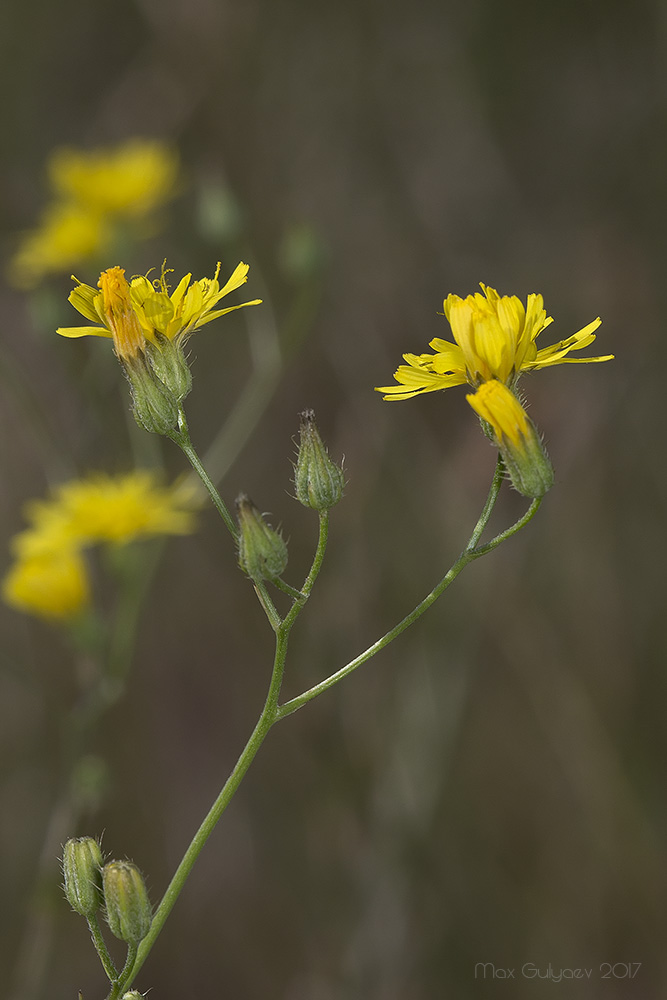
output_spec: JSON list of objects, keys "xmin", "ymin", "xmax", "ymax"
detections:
[{"xmin": 1, "ymin": 0, "xmax": 664, "ymax": 997}]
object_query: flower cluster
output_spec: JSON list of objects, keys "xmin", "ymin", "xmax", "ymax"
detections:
[
  {"xmin": 377, "ymin": 284, "xmax": 612, "ymax": 496},
  {"xmin": 2, "ymin": 472, "xmax": 196, "ymax": 622},
  {"xmin": 9, "ymin": 139, "xmax": 179, "ymax": 288}
]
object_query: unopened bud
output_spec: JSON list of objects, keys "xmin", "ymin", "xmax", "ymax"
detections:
[
  {"xmin": 102, "ymin": 860, "xmax": 152, "ymax": 945},
  {"xmin": 125, "ymin": 356, "xmax": 179, "ymax": 436},
  {"xmin": 467, "ymin": 381, "xmax": 554, "ymax": 498},
  {"xmin": 121, "ymin": 993, "xmax": 144, "ymax": 999},
  {"xmin": 63, "ymin": 837, "xmax": 103, "ymax": 917},
  {"xmin": 236, "ymin": 494, "xmax": 288, "ymax": 582},
  {"xmin": 146, "ymin": 334, "xmax": 192, "ymax": 403},
  {"xmin": 294, "ymin": 410, "xmax": 345, "ymax": 511}
]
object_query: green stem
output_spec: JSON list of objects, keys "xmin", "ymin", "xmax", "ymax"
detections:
[
  {"xmin": 291, "ymin": 512, "xmax": 329, "ymax": 608},
  {"xmin": 120, "ymin": 459, "xmax": 538, "ymax": 992},
  {"xmin": 171, "ymin": 411, "xmax": 286, "ymax": 630},
  {"xmin": 170, "ymin": 412, "xmax": 238, "ymax": 540},
  {"xmin": 121, "ymin": 512, "xmax": 330, "ymax": 992},
  {"xmin": 272, "ymin": 578, "xmax": 305, "ymax": 601},
  {"xmin": 277, "ymin": 466, "xmax": 538, "ymax": 720},
  {"xmin": 125, "ymin": 640, "xmax": 283, "ymax": 986},
  {"xmin": 86, "ymin": 915, "xmax": 117, "ymax": 983},
  {"xmin": 106, "ymin": 943, "xmax": 138, "ymax": 1000},
  {"xmin": 465, "ymin": 455, "xmax": 504, "ymax": 550},
  {"xmin": 472, "ymin": 496, "xmax": 541, "ymax": 558}
]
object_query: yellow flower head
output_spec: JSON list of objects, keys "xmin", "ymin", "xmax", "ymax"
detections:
[
  {"xmin": 48, "ymin": 139, "xmax": 178, "ymax": 218},
  {"xmin": 57, "ymin": 261, "xmax": 261, "ymax": 351},
  {"xmin": 3, "ymin": 471, "xmax": 196, "ymax": 624},
  {"xmin": 8, "ymin": 202, "xmax": 111, "ymax": 290},
  {"xmin": 2, "ymin": 548, "xmax": 90, "ymax": 621},
  {"xmin": 466, "ymin": 380, "xmax": 554, "ymax": 498},
  {"xmin": 376, "ymin": 283, "xmax": 612, "ymax": 400},
  {"xmin": 8, "ymin": 139, "xmax": 179, "ymax": 289},
  {"xmin": 52, "ymin": 471, "xmax": 196, "ymax": 545}
]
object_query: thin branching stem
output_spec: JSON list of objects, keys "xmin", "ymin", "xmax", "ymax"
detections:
[{"xmin": 119, "ymin": 454, "xmax": 540, "ymax": 994}]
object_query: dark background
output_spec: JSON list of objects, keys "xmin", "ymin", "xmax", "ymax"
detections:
[{"xmin": 1, "ymin": 0, "xmax": 664, "ymax": 997}]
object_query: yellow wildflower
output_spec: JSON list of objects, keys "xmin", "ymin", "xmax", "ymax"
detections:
[
  {"xmin": 376, "ymin": 284, "xmax": 612, "ymax": 400},
  {"xmin": 2, "ymin": 471, "xmax": 196, "ymax": 624},
  {"xmin": 53, "ymin": 472, "xmax": 196, "ymax": 545},
  {"xmin": 48, "ymin": 139, "xmax": 178, "ymax": 218},
  {"xmin": 57, "ymin": 261, "xmax": 261, "ymax": 350},
  {"xmin": 8, "ymin": 139, "xmax": 179, "ymax": 289},
  {"xmin": 466, "ymin": 380, "xmax": 554, "ymax": 498},
  {"xmin": 2, "ymin": 548, "xmax": 90, "ymax": 621},
  {"xmin": 8, "ymin": 202, "xmax": 111, "ymax": 290}
]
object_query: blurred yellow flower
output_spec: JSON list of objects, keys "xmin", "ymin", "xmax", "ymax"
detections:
[
  {"xmin": 376, "ymin": 284, "xmax": 612, "ymax": 400},
  {"xmin": 9, "ymin": 139, "xmax": 179, "ymax": 289},
  {"xmin": 2, "ymin": 548, "xmax": 90, "ymax": 621},
  {"xmin": 8, "ymin": 202, "xmax": 111, "ymax": 290},
  {"xmin": 3, "ymin": 471, "xmax": 196, "ymax": 624},
  {"xmin": 48, "ymin": 140, "xmax": 178, "ymax": 218},
  {"xmin": 57, "ymin": 262, "xmax": 261, "ymax": 351},
  {"xmin": 53, "ymin": 472, "xmax": 196, "ymax": 544}
]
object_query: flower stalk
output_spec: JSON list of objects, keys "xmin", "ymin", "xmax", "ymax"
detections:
[{"xmin": 117, "ymin": 452, "xmax": 537, "ymax": 996}]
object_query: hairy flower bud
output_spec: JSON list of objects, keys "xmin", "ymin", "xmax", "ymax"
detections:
[
  {"xmin": 146, "ymin": 334, "xmax": 192, "ymax": 403},
  {"xmin": 124, "ymin": 356, "xmax": 179, "ymax": 436},
  {"xmin": 294, "ymin": 410, "xmax": 345, "ymax": 511},
  {"xmin": 121, "ymin": 993, "xmax": 144, "ymax": 999},
  {"xmin": 467, "ymin": 381, "xmax": 554, "ymax": 498},
  {"xmin": 63, "ymin": 837, "xmax": 104, "ymax": 917},
  {"xmin": 102, "ymin": 860, "xmax": 152, "ymax": 945},
  {"xmin": 236, "ymin": 494, "xmax": 288, "ymax": 582}
]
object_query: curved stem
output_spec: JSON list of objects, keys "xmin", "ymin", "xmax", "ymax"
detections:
[
  {"xmin": 119, "ymin": 459, "xmax": 539, "ymax": 992},
  {"xmin": 120, "ymin": 512, "xmax": 330, "ymax": 991},
  {"xmin": 170, "ymin": 412, "xmax": 238, "ymax": 540},
  {"xmin": 465, "ymin": 455, "xmax": 504, "ymax": 550},
  {"xmin": 277, "ymin": 466, "xmax": 537, "ymax": 720},
  {"xmin": 125, "ymin": 647, "xmax": 283, "ymax": 987},
  {"xmin": 171, "ymin": 413, "xmax": 286, "ymax": 631},
  {"xmin": 106, "ymin": 943, "xmax": 137, "ymax": 1000},
  {"xmin": 86, "ymin": 916, "xmax": 117, "ymax": 983},
  {"xmin": 471, "ymin": 496, "xmax": 541, "ymax": 558}
]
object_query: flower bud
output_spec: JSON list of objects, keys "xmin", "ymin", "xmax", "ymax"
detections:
[
  {"xmin": 146, "ymin": 334, "xmax": 192, "ymax": 403},
  {"xmin": 236, "ymin": 494, "xmax": 288, "ymax": 582},
  {"xmin": 121, "ymin": 992, "xmax": 144, "ymax": 999},
  {"xmin": 124, "ymin": 356, "xmax": 180, "ymax": 436},
  {"xmin": 467, "ymin": 381, "xmax": 554, "ymax": 498},
  {"xmin": 63, "ymin": 837, "xmax": 103, "ymax": 917},
  {"xmin": 294, "ymin": 410, "xmax": 345, "ymax": 511},
  {"xmin": 102, "ymin": 860, "xmax": 152, "ymax": 945}
]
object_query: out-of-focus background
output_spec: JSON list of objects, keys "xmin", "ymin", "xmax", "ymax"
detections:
[{"xmin": 1, "ymin": 0, "xmax": 663, "ymax": 997}]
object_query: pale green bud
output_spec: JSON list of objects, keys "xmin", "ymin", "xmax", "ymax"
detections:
[
  {"xmin": 121, "ymin": 992, "xmax": 144, "ymax": 999},
  {"xmin": 124, "ymin": 356, "xmax": 180, "ymax": 436},
  {"xmin": 62, "ymin": 837, "xmax": 103, "ymax": 917},
  {"xmin": 102, "ymin": 860, "xmax": 152, "ymax": 945},
  {"xmin": 147, "ymin": 334, "xmax": 192, "ymax": 404},
  {"xmin": 236, "ymin": 494, "xmax": 288, "ymax": 582},
  {"xmin": 294, "ymin": 409, "xmax": 345, "ymax": 511}
]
